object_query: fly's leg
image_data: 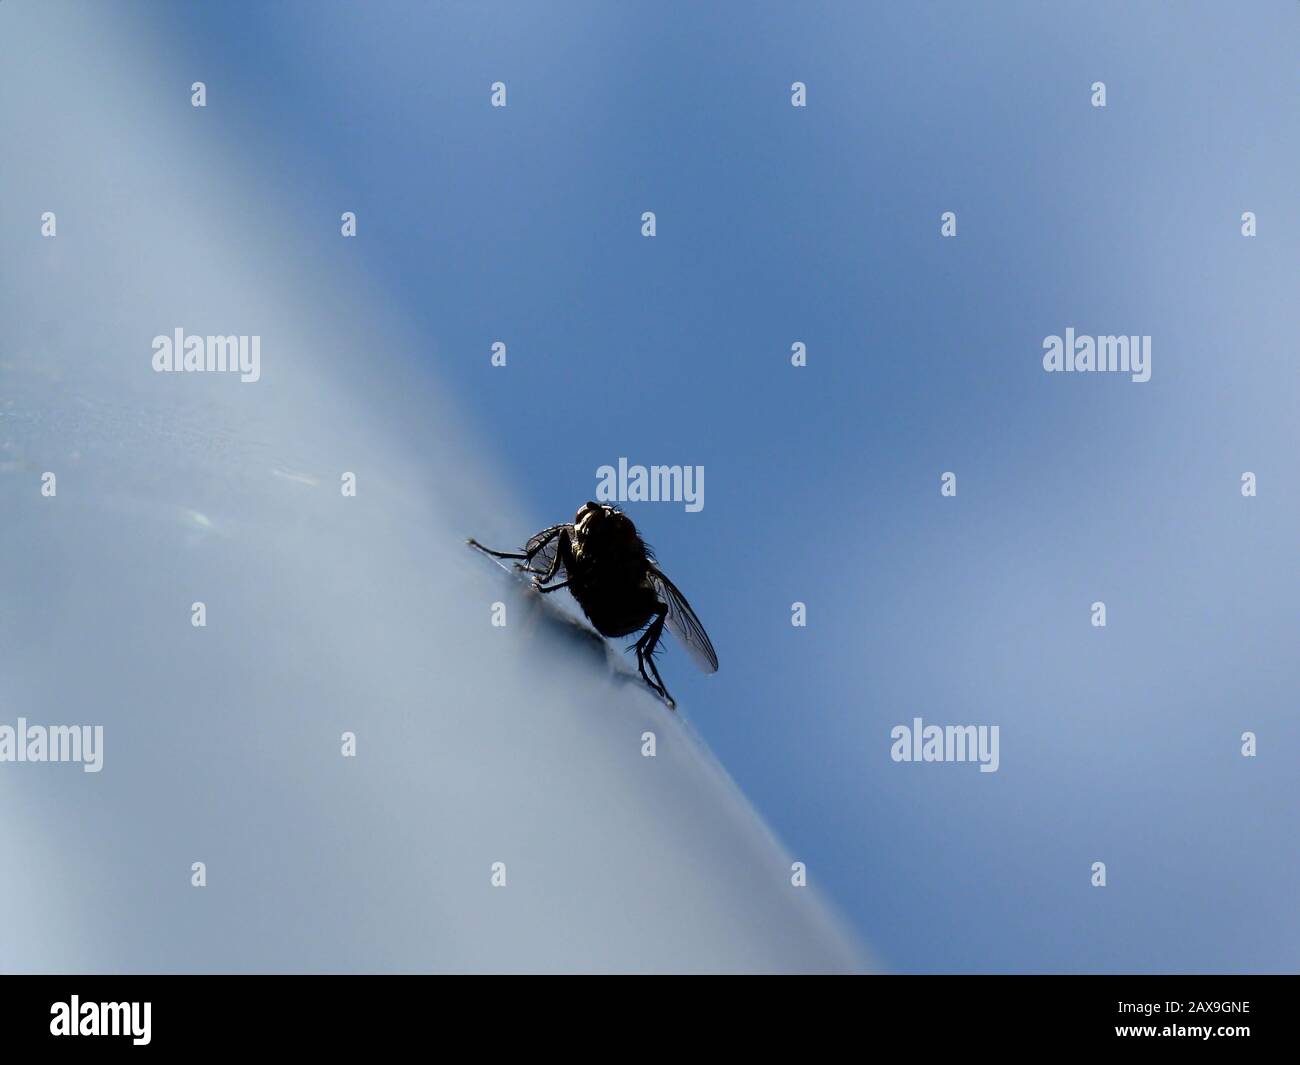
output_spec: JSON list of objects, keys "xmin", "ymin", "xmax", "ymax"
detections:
[
  {"xmin": 466, "ymin": 539, "xmax": 528, "ymax": 561},
  {"xmin": 533, "ymin": 529, "xmax": 574, "ymax": 589},
  {"xmin": 468, "ymin": 529, "xmax": 562, "ymax": 575},
  {"xmin": 633, "ymin": 604, "xmax": 675, "ymax": 709}
]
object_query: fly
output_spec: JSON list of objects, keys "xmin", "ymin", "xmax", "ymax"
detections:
[{"xmin": 468, "ymin": 502, "xmax": 718, "ymax": 708}]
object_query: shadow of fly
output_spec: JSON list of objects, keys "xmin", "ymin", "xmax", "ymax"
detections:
[{"xmin": 469, "ymin": 502, "xmax": 718, "ymax": 709}]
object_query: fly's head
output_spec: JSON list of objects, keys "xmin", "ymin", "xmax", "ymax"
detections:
[{"xmin": 573, "ymin": 501, "xmax": 638, "ymax": 554}]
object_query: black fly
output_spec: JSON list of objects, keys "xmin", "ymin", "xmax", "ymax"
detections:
[{"xmin": 468, "ymin": 502, "xmax": 718, "ymax": 709}]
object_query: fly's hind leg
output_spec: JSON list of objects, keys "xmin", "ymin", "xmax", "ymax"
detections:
[{"xmin": 633, "ymin": 605, "xmax": 674, "ymax": 709}]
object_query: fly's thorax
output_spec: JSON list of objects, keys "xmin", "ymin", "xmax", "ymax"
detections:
[
  {"xmin": 568, "ymin": 532, "xmax": 648, "ymax": 605},
  {"xmin": 580, "ymin": 524, "xmax": 646, "ymax": 569}
]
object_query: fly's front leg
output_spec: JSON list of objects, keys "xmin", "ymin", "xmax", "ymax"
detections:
[
  {"xmin": 522, "ymin": 526, "xmax": 568, "ymax": 575},
  {"xmin": 467, "ymin": 538, "xmax": 528, "ymax": 561},
  {"xmin": 469, "ymin": 527, "xmax": 564, "ymax": 575},
  {"xmin": 534, "ymin": 529, "xmax": 574, "ymax": 589}
]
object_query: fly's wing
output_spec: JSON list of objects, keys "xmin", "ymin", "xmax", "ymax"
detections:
[
  {"xmin": 648, "ymin": 565, "xmax": 719, "ymax": 674},
  {"xmin": 524, "ymin": 523, "xmax": 571, "ymax": 577}
]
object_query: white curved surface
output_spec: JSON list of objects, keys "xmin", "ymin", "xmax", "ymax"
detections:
[{"xmin": 0, "ymin": 2, "xmax": 866, "ymax": 973}]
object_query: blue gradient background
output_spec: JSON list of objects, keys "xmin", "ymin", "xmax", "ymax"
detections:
[{"xmin": 4, "ymin": 1, "xmax": 1297, "ymax": 972}]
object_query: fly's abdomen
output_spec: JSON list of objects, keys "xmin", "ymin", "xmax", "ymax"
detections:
[
  {"xmin": 570, "ymin": 554, "xmax": 656, "ymax": 638},
  {"xmin": 580, "ymin": 586, "xmax": 658, "ymax": 639}
]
